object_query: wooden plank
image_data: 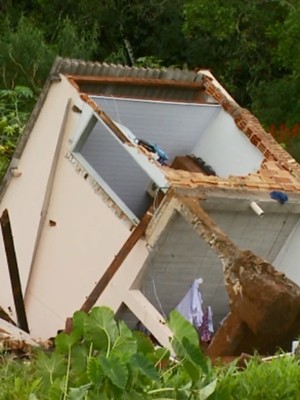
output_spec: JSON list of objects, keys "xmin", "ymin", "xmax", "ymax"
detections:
[
  {"xmin": 80, "ymin": 94, "xmax": 130, "ymax": 144},
  {"xmin": 0, "ymin": 209, "xmax": 29, "ymax": 333},
  {"xmin": 79, "ymin": 209, "xmax": 153, "ymax": 314},
  {"xmin": 171, "ymin": 156, "xmax": 203, "ymax": 173},
  {"xmin": 81, "ymin": 92, "xmax": 208, "ymax": 104},
  {"xmin": 67, "ymin": 75, "xmax": 205, "ymax": 91}
]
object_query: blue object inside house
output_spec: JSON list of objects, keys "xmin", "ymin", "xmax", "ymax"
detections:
[{"xmin": 270, "ymin": 191, "xmax": 288, "ymax": 204}]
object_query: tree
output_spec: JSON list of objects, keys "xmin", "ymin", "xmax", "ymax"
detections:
[
  {"xmin": 182, "ymin": 0, "xmax": 293, "ymax": 108},
  {"xmin": 252, "ymin": 0, "xmax": 300, "ymax": 128}
]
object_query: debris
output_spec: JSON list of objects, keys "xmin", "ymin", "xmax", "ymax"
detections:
[{"xmin": 0, "ymin": 318, "xmax": 51, "ymax": 359}]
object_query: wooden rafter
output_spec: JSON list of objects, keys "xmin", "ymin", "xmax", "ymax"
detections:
[{"xmin": 67, "ymin": 75, "xmax": 205, "ymax": 91}]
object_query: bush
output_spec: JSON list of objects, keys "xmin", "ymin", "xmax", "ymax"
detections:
[
  {"xmin": 214, "ymin": 355, "xmax": 300, "ymax": 400},
  {"xmin": 1, "ymin": 307, "xmax": 300, "ymax": 399},
  {"xmin": 0, "ymin": 85, "xmax": 34, "ymax": 179}
]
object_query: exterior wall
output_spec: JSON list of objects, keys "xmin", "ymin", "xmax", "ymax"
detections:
[
  {"xmin": 0, "ymin": 76, "xmax": 79, "ymax": 319},
  {"xmin": 23, "ymin": 98, "xmax": 141, "ymax": 339},
  {"xmin": 24, "ymin": 148, "xmax": 135, "ymax": 337},
  {"xmin": 192, "ymin": 109, "xmax": 264, "ymax": 177},
  {"xmin": 273, "ymin": 218, "xmax": 300, "ymax": 285},
  {"xmin": 0, "ymin": 76, "xmax": 141, "ymax": 337}
]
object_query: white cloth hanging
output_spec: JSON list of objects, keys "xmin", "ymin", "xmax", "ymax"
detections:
[{"xmin": 175, "ymin": 278, "xmax": 204, "ymax": 328}]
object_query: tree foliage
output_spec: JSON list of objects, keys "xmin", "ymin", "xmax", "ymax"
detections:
[
  {"xmin": 183, "ymin": 0, "xmax": 293, "ymax": 106},
  {"xmin": 0, "ymin": 85, "xmax": 34, "ymax": 178},
  {"xmin": 0, "ymin": 0, "xmax": 300, "ymax": 173}
]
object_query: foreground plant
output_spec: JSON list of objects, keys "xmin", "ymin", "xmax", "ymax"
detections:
[
  {"xmin": 2, "ymin": 307, "xmax": 299, "ymax": 399},
  {"xmin": 213, "ymin": 354, "xmax": 300, "ymax": 400},
  {"xmin": 31, "ymin": 307, "xmax": 215, "ymax": 399}
]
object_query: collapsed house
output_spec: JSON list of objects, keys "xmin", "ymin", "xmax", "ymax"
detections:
[{"xmin": 1, "ymin": 57, "xmax": 300, "ymax": 357}]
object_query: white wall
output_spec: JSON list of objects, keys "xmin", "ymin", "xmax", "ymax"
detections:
[
  {"xmin": 0, "ymin": 76, "xmax": 79, "ymax": 320},
  {"xmin": 0, "ymin": 76, "xmax": 142, "ymax": 337},
  {"xmin": 93, "ymin": 97, "xmax": 221, "ymax": 163},
  {"xmin": 21, "ymin": 98, "xmax": 138, "ymax": 338},
  {"xmin": 192, "ymin": 109, "xmax": 264, "ymax": 177},
  {"xmin": 24, "ymin": 150, "xmax": 134, "ymax": 337},
  {"xmin": 273, "ymin": 218, "xmax": 300, "ymax": 285}
]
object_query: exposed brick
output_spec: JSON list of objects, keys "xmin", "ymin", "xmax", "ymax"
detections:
[
  {"xmin": 257, "ymin": 143, "xmax": 267, "ymax": 153},
  {"xmin": 250, "ymin": 134, "xmax": 260, "ymax": 146}
]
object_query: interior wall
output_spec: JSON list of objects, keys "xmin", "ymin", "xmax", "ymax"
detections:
[
  {"xmin": 140, "ymin": 209, "xmax": 298, "ymax": 332},
  {"xmin": 192, "ymin": 109, "xmax": 264, "ymax": 177},
  {"xmin": 273, "ymin": 217, "xmax": 300, "ymax": 285},
  {"xmin": 142, "ymin": 214, "xmax": 229, "ymax": 329},
  {"xmin": 211, "ymin": 210, "xmax": 298, "ymax": 263},
  {"xmin": 80, "ymin": 120, "xmax": 152, "ymax": 219},
  {"xmin": 92, "ymin": 96, "xmax": 221, "ymax": 163}
]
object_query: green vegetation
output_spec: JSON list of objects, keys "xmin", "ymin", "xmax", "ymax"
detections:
[
  {"xmin": 215, "ymin": 355, "xmax": 300, "ymax": 400},
  {"xmin": 0, "ymin": 85, "xmax": 34, "ymax": 178},
  {"xmin": 1, "ymin": 307, "xmax": 300, "ymax": 399},
  {"xmin": 0, "ymin": 3, "xmax": 299, "ymax": 395},
  {"xmin": 0, "ymin": 0, "xmax": 300, "ymax": 176},
  {"xmin": 0, "ymin": 307, "xmax": 217, "ymax": 399}
]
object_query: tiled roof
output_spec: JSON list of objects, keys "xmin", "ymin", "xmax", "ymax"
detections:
[{"xmin": 58, "ymin": 58, "xmax": 207, "ymax": 102}]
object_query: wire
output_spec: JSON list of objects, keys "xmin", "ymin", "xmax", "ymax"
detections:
[
  {"xmin": 151, "ymin": 275, "xmax": 166, "ymax": 319},
  {"xmin": 110, "ymin": 94, "xmax": 122, "ymax": 125}
]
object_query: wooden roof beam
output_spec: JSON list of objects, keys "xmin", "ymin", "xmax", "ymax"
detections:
[{"xmin": 67, "ymin": 75, "xmax": 205, "ymax": 91}]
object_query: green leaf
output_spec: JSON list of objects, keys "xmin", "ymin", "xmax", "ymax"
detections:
[
  {"xmin": 182, "ymin": 337, "xmax": 209, "ymax": 375},
  {"xmin": 70, "ymin": 342, "xmax": 90, "ymax": 378},
  {"xmin": 35, "ymin": 351, "xmax": 66, "ymax": 383},
  {"xmin": 68, "ymin": 383, "xmax": 92, "ymax": 400},
  {"xmin": 49, "ymin": 377, "xmax": 65, "ymax": 400},
  {"xmin": 171, "ymin": 337, "xmax": 209, "ymax": 381},
  {"xmin": 72, "ymin": 310, "xmax": 87, "ymax": 337},
  {"xmin": 168, "ymin": 310, "xmax": 199, "ymax": 347},
  {"xmin": 99, "ymin": 354, "xmax": 128, "ymax": 389},
  {"xmin": 199, "ymin": 379, "xmax": 217, "ymax": 400},
  {"xmin": 124, "ymin": 390, "xmax": 147, "ymax": 400},
  {"xmin": 14, "ymin": 85, "xmax": 34, "ymax": 98},
  {"xmin": 84, "ymin": 307, "xmax": 118, "ymax": 352},
  {"xmin": 118, "ymin": 319, "xmax": 133, "ymax": 338},
  {"xmin": 133, "ymin": 331, "xmax": 155, "ymax": 355},
  {"xmin": 152, "ymin": 347, "xmax": 171, "ymax": 369},
  {"xmin": 87, "ymin": 357, "xmax": 104, "ymax": 385},
  {"xmin": 55, "ymin": 331, "xmax": 80, "ymax": 353},
  {"xmin": 92, "ymin": 394, "xmax": 109, "ymax": 400},
  {"xmin": 131, "ymin": 353, "xmax": 159, "ymax": 380},
  {"xmin": 111, "ymin": 321, "xmax": 137, "ymax": 361},
  {"xmin": 168, "ymin": 311, "xmax": 210, "ymax": 382}
]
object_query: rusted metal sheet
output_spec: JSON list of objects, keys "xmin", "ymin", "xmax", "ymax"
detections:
[{"xmin": 0, "ymin": 209, "xmax": 29, "ymax": 333}]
